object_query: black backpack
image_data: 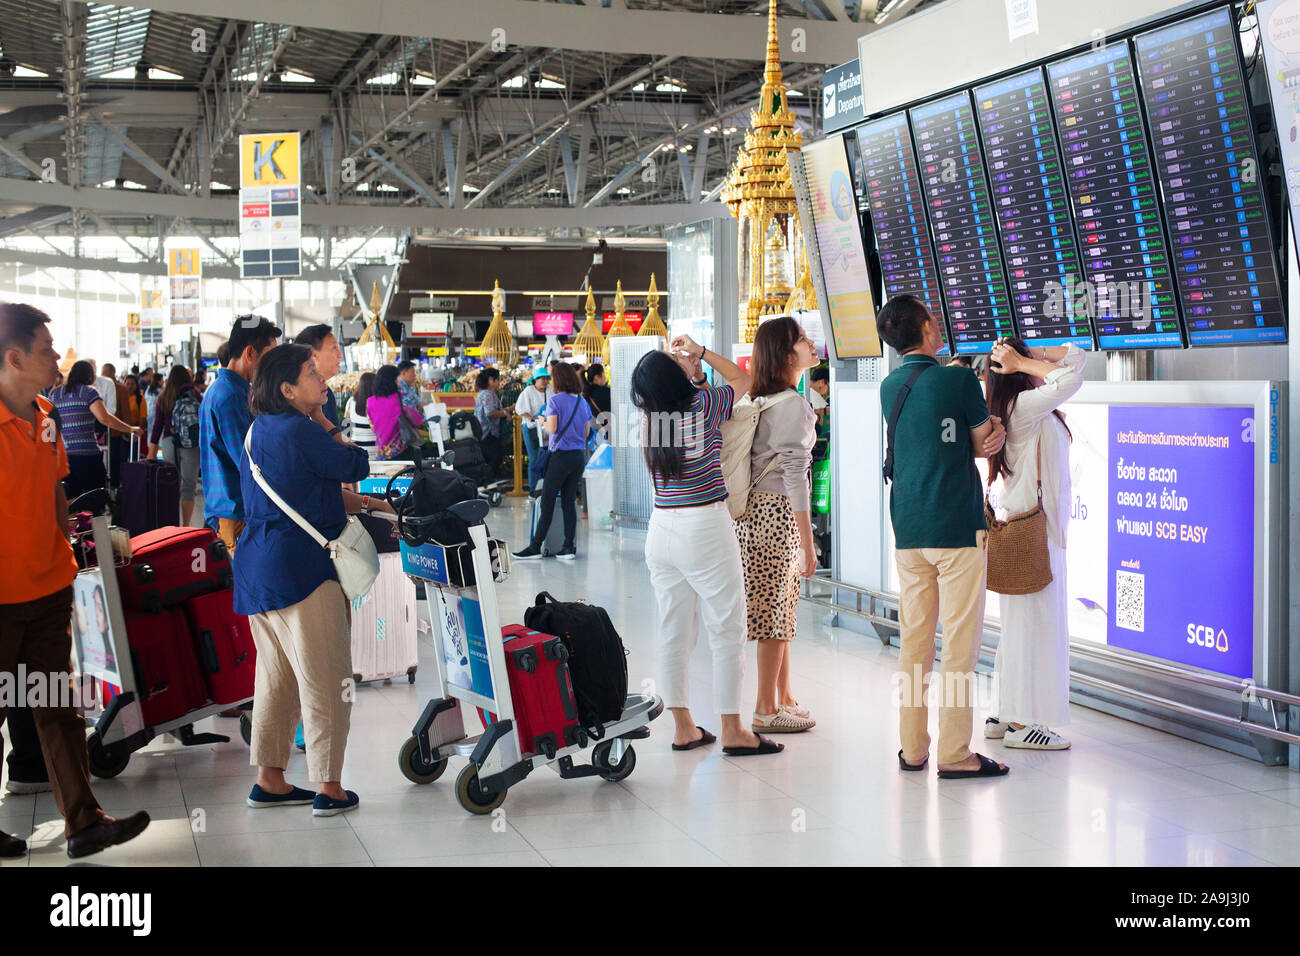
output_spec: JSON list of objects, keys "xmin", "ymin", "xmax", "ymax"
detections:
[
  {"xmin": 390, "ymin": 462, "xmax": 480, "ymax": 547},
  {"xmin": 523, "ymin": 591, "xmax": 628, "ymax": 737}
]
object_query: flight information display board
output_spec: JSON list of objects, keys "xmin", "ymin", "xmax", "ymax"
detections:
[
  {"xmin": 1047, "ymin": 43, "xmax": 1186, "ymax": 350},
  {"xmin": 910, "ymin": 91, "xmax": 1015, "ymax": 353},
  {"xmin": 1134, "ymin": 9, "xmax": 1288, "ymax": 345},
  {"xmin": 975, "ymin": 67, "xmax": 1096, "ymax": 349},
  {"xmin": 856, "ymin": 111, "xmax": 953, "ymax": 355}
]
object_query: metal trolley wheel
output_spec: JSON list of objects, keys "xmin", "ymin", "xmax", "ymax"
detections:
[
  {"xmin": 86, "ymin": 731, "xmax": 131, "ymax": 779},
  {"xmin": 591, "ymin": 741, "xmax": 637, "ymax": 782},
  {"xmin": 455, "ymin": 763, "xmax": 506, "ymax": 814},
  {"xmin": 398, "ymin": 736, "xmax": 449, "ymax": 785},
  {"xmin": 487, "ymin": 489, "xmax": 504, "ymax": 508}
]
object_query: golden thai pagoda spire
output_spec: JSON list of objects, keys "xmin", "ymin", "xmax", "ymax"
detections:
[
  {"xmin": 602, "ymin": 279, "xmax": 635, "ymax": 367},
  {"xmin": 356, "ymin": 279, "xmax": 397, "ymax": 357},
  {"xmin": 481, "ymin": 278, "xmax": 518, "ymax": 369},
  {"xmin": 638, "ymin": 273, "xmax": 668, "ymax": 339},
  {"xmin": 722, "ymin": 0, "xmax": 809, "ymax": 343},
  {"xmin": 574, "ymin": 285, "xmax": 605, "ymax": 364}
]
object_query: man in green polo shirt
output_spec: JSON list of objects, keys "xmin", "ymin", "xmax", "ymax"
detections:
[{"xmin": 877, "ymin": 295, "xmax": 1009, "ymax": 780}]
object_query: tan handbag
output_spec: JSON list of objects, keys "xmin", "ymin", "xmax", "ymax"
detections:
[{"xmin": 984, "ymin": 439, "xmax": 1053, "ymax": 595}]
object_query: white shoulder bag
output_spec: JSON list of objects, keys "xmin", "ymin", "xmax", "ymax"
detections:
[
  {"xmin": 243, "ymin": 425, "xmax": 380, "ymax": 601},
  {"xmin": 718, "ymin": 389, "xmax": 798, "ymax": 520}
]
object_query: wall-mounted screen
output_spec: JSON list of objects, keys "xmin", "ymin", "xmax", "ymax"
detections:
[
  {"xmin": 1047, "ymin": 42, "xmax": 1186, "ymax": 350},
  {"xmin": 1133, "ymin": 8, "xmax": 1288, "ymax": 346},
  {"xmin": 533, "ymin": 311, "xmax": 575, "ymax": 336},
  {"xmin": 801, "ymin": 137, "xmax": 883, "ymax": 358},
  {"xmin": 602, "ymin": 312, "xmax": 643, "ymax": 332},
  {"xmin": 411, "ymin": 312, "xmax": 453, "ymax": 336},
  {"xmin": 974, "ymin": 67, "xmax": 1096, "ymax": 349},
  {"xmin": 910, "ymin": 91, "xmax": 1015, "ymax": 353},
  {"xmin": 855, "ymin": 111, "xmax": 953, "ymax": 355}
]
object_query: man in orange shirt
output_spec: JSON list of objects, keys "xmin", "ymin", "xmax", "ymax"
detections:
[{"xmin": 0, "ymin": 304, "xmax": 150, "ymax": 859}]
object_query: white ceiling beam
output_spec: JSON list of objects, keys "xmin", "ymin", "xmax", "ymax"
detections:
[
  {"xmin": 105, "ymin": 0, "xmax": 863, "ymax": 63},
  {"xmin": 464, "ymin": 124, "xmax": 568, "ymax": 209},
  {"xmin": 0, "ymin": 177, "xmax": 727, "ymax": 228}
]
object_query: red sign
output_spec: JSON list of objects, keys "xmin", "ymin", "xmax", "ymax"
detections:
[
  {"xmin": 602, "ymin": 312, "xmax": 643, "ymax": 333},
  {"xmin": 241, "ymin": 203, "xmax": 269, "ymax": 217}
]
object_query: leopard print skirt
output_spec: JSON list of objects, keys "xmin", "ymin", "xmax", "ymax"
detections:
[{"xmin": 735, "ymin": 491, "xmax": 801, "ymax": 642}]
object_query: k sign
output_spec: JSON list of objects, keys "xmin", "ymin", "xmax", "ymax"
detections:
[{"xmin": 821, "ymin": 60, "xmax": 866, "ymax": 134}]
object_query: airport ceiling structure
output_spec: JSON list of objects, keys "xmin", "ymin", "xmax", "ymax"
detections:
[{"xmin": 0, "ymin": 0, "xmax": 933, "ymax": 276}]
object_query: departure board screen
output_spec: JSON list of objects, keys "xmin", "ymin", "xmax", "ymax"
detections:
[
  {"xmin": 975, "ymin": 68, "xmax": 1096, "ymax": 349},
  {"xmin": 1047, "ymin": 43, "xmax": 1185, "ymax": 350},
  {"xmin": 856, "ymin": 111, "xmax": 953, "ymax": 355},
  {"xmin": 910, "ymin": 91, "xmax": 1014, "ymax": 353},
  {"xmin": 1134, "ymin": 9, "xmax": 1287, "ymax": 346}
]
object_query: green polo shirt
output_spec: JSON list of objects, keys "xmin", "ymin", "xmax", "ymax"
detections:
[{"xmin": 880, "ymin": 354, "xmax": 988, "ymax": 550}]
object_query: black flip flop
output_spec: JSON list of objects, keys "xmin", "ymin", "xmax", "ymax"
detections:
[
  {"xmin": 671, "ymin": 726, "xmax": 716, "ymax": 751},
  {"xmin": 722, "ymin": 734, "xmax": 784, "ymax": 757},
  {"xmin": 937, "ymin": 752, "xmax": 1010, "ymax": 779},
  {"xmin": 898, "ymin": 749, "xmax": 928, "ymax": 772}
]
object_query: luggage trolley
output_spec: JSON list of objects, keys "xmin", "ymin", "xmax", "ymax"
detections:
[
  {"xmin": 389, "ymin": 488, "xmax": 662, "ymax": 815},
  {"xmin": 68, "ymin": 499, "xmax": 251, "ymax": 779}
]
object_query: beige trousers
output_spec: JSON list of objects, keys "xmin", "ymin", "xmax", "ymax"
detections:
[
  {"xmin": 248, "ymin": 580, "xmax": 353, "ymax": 783},
  {"xmin": 894, "ymin": 532, "xmax": 987, "ymax": 766}
]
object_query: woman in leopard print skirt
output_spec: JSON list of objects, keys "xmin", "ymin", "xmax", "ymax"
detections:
[{"xmin": 735, "ymin": 316, "xmax": 820, "ymax": 734}]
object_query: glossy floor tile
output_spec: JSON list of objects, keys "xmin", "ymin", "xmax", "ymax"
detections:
[{"xmin": 0, "ymin": 497, "xmax": 1292, "ymax": 866}]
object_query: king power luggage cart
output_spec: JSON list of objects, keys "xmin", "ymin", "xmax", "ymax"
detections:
[
  {"xmin": 388, "ymin": 488, "xmax": 662, "ymax": 815},
  {"xmin": 68, "ymin": 503, "xmax": 251, "ymax": 779}
]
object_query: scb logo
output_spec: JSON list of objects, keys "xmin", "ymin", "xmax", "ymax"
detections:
[{"xmin": 1187, "ymin": 624, "xmax": 1228, "ymax": 653}]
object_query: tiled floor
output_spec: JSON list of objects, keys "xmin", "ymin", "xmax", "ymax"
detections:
[{"xmin": 2, "ymin": 497, "xmax": 1297, "ymax": 866}]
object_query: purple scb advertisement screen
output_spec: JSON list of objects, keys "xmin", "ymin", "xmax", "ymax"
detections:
[{"xmin": 1105, "ymin": 405, "xmax": 1254, "ymax": 680}]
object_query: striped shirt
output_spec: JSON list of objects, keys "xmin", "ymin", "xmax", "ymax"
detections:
[
  {"xmin": 50, "ymin": 385, "xmax": 103, "ymax": 456},
  {"xmin": 651, "ymin": 383, "xmax": 734, "ymax": 509}
]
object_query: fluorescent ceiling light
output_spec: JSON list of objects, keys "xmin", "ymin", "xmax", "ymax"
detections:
[
  {"xmin": 281, "ymin": 69, "xmax": 315, "ymax": 83},
  {"xmin": 14, "ymin": 65, "xmax": 48, "ymax": 78},
  {"xmin": 462, "ymin": 184, "xmax": 481, "ymax": 193},
  {"xmin": 787, "ymin": 88, "xmax": 804, "ymax": 97},
  {"xmin": 501, "ymin": 75, "xmax": 527, "ymax": 88},
  {"xmin": 616, "ymin": 186, "xmax": 632, "ymax": 195},
  {"xmin": 375, "ymin": 183, "xmax": 398, "ymax": 192},
  {"xmin": 631, "ymin": 81, "xmax": 647, "ymax": 92},
  {"xmin": 367, "ymin": 71, "xmax": 400, "ymax": 85},
  {"xmin": 209, "ymin": 181, "xmax": 233, "ymax": 191},
  {"xmin": 412, "ymin": 73, "xmax": 435, "ymax": 86},
  {"xmin": 656, "ymin": 80, "xmax": 686, "ymax": 93}
]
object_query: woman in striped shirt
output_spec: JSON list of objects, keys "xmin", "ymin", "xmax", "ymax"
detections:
[{"xmin": 631, "ymin": 335, "xmax": 783, "ymax": 758}]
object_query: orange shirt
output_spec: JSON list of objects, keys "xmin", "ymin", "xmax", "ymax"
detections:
[{"xmin": 0, "ymin": 394, "xmax": 77, "ymax": 604}]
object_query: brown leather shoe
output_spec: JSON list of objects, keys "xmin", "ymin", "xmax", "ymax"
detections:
[
  {"xmin": 0, "ymin": 830, "xmax": 26, "ymax": 858},
  {"xmin": 66, "ymin": 811, "xmax": 150, "ymax": 859}
]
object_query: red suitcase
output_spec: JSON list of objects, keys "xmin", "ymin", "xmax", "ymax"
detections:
[
  {"xmin": 184, "ymin": 589, "xmax": 257, "ymax": 706},
  {"xmin": 481, "ymin": 625, "xmax": 584, "ymax": 760},
  {"xmin": 118, "ymin": 527, "xmax": 232, "ymax": 614},
  {"xmin": 125, "ymin": 608, "xmax": 210, "ymax": 728}
]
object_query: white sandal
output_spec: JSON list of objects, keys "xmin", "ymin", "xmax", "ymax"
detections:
[
  {"xmin": 752, "ymin": 710, "xmax": 816, "ymax": 733},
  {"xmin": 779, "ymin": 701, "xmax": 812, "ymax": 719}
]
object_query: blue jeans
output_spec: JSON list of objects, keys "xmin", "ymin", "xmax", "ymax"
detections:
[{"xmin": 522, "ymin": 425, "xmax": 545, "ymax": 493}]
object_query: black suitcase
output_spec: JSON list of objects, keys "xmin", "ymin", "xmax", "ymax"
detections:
[
  {"xmin": 120, "ymin": 438, "xmax": 180, "ymax": 537},
  {"xmin": 523, "ymin": 591, "xmax": 628, "ymax": 736},
  {"xmin": 445, "ymin": 438, "xmax": 494, "ymax": 486}
]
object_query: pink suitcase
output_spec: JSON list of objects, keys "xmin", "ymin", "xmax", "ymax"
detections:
[{"xmin": 349, "ymin": 552, "xmax": 418, "ymax": 684}]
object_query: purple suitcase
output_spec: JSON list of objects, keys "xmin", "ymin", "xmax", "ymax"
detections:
[{"xmin": 120, "ymin": 437, "xmax": 180, "ymax": 537}]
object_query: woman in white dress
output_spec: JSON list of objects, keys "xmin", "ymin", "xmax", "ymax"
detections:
[{"xmin": 983, "ymin": 337, "xmax": 1085, "ymax": 751}]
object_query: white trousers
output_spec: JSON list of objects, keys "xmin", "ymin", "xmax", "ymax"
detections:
[
  {"xmin": 644, "ymin": 502, "xmax": 746, "ymax": 715},
  {"xmin": 995, "ymin": 539, "xmax": 1071, "ymax": 727}
]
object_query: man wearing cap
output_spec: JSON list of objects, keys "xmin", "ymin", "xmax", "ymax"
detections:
[
  {"xmin": 199, "ymin": 315, "xmax": 281, "ymax": 554},
  {"xmin": 515, "ymin": 368, "xmax": 553, "ymax": 495}
]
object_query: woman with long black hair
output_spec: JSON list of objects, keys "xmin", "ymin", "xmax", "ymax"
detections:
[
  {"xmin": 983, "ymin": 337, "xmax": 1085, "ymax": 751},
  {"xmin": 632, "ymin": 335, "xmax": 783, "ymax": 758}
]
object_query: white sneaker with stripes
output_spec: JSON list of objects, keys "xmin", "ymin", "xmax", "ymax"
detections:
[{"xmin": 1003, "ymin": 724, "xmax": 1070, "ymax": 750}]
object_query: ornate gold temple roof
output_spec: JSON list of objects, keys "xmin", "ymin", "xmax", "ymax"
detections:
[{"xmin": 721, "ymin": 0, "xmax": 803, "ymax": 216}]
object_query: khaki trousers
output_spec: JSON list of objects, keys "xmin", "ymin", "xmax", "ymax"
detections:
[
  {"xmin": 894, "ymin": 532, "xmax": 987, "ymax": 767},
  {"xmin": 248, "ymin": 580, "xmax": 352, "ymax": 783}
]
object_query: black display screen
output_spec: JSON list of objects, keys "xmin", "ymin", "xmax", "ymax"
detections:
[
  {"xmin": 855, "ymin": 111, "xmax": 953, "ymax": 355},
  {"xmin": 1134, "ymin": 9, "xmax": 1287, "ymax": 345},
  {"xmin": 910, "ymin": 91, "xmax": 1015, "ymax": 353},
  {"xmin": 974, "ymin": 67, "xmax": 1096, "ymax": 349},
  {"xmin": 1047, "ymin": 42, "xmax": 1186, "ymax": 349}
]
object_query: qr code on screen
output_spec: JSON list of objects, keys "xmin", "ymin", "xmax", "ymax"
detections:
[{"xmin": 1115, "ymin": 570, "xmax": 1145, "ymax": 632}]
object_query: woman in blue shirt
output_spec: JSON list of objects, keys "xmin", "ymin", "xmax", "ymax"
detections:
[
  {"xmin": 512, "ymin": 363, "xmax": 591, "ymax": 561},
  {"xmin": 235, "ymin": 344, "xmax": 371, "ymax": 817}
]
